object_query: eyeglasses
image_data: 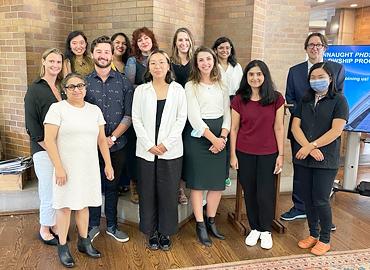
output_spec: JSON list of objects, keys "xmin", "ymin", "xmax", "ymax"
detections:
[
  {"xmin": 307, "ymin": 43, "xmax": 324, "ymax": 49},
  {"xmin": 65, "ymin": 83, "xmax": 86, "ymax": 91}
]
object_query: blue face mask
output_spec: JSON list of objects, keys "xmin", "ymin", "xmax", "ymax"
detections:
[{"xmin": 310, "ymin": 79, "xmax": 330, "ymax": 93}]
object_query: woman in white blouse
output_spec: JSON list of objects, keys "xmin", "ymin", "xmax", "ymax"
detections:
[
  {"xmin": 183, "ymin": 46, "xmax": 231, "ymax": 247},
  {"xmin": 212, "ymin": 37, "xmax": 243, "ymax": 98},
  {"xmin": 132, "ymin": 50, "xmax": 187, "ymax": 251}
]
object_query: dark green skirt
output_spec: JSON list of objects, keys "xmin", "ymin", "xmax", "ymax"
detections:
[{"xmin": 183, "ymin": 117, "xmax": 226, "ymax": 191}]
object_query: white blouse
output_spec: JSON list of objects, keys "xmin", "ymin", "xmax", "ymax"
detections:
[
  {"xmin": 185, "ymin": 81, "xmax": 231, "ymax": 135},
  {"xmin": 219, "ymin": 63, "xmax": 243, "ymax": 96},
  {"xmin": 132, "ymin": 81, "xmax": 187, "ymax": 162}
]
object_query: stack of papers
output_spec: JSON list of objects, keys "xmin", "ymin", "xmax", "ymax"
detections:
[{"xmin": 0, "ymin": 157, "xmax": 33, "ymax": 174}]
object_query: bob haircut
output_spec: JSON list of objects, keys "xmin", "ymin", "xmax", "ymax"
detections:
[
  {"xmin": 90, "ymin": 35, "xmax": 114, "ymax": 54},
  {"xmin": 188, "ymin": 46, "xmax": 221, "ymax": 84},
  {"xmin": 111, "ymin": 32, "xmax": 131, "ymax": 64},
  {"xmin": 304, "ymin": 32, "xmax": 328, "ymax": 50},
  {"xmin": 212, "ymin": 36, "xmax": 238, "ymax": 67},
  {"xmin": 131, "ymin": 27, "xmax": 159, "ymax": 61},
  {"xmin": 144, "ymin": 49, "xmax": 174, "ymax": 84},
  {"xmin": 236, "ymin": 59, "xmax": 279, "ymax": 106},
  {"xmin": 171, "ymin": 27, "xmax": 195, "ymax": 65},
  {"xmin": 40, "ymin": 48, "xmax": 64, "ymax": 84},
  {"xmin": 302, "ymin": 62, "xmax": 338, "ymax": 102},
  {"xmin": 64, "ymin": 31, "xmax": 89, "ymax": 61}
]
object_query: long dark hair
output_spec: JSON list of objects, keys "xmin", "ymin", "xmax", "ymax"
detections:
[
  {"xmin": 212, "ymin": 36, "xmax": 237, "ymax": 67},
  {"xmin": 302, "ymin": 62, "xmax": 338, "ymax": 102},
  {"xmin": 111, "ymin": 32, "xmax": 131, "ymax": 64},
  {"xmin": 64, "ymin": 31, "xmax": 89, "ymax": 61},
  {"xmin": 236, "ymin": 60, "xmax": 278, "ymax": 106}
]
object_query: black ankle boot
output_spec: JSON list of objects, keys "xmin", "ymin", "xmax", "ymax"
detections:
[
  {"xmin": 57, "ymin": 243, "xmax": 75, "ymax": 268},
  {"xmin": 196, "ymin": 221, "xmax": 212, "ymax": 247},
  {"xmin": 77, "ymin": 235, "xmax": 101, "ymax": 258},
  {"xmin": 206, "ymin": 217, "xmax": 225, "ymax": 240}
]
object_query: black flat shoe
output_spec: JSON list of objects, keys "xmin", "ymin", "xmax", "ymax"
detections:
[
  {"xmin": 58, "ymin": 243, "xmax": 75, "ymax": 268},
  {"xmin": 49, "ymin": 228, "xmax": 70, "ymax": 242},
  {"xmin": 147, "ymin": 232, "xmax": 159, "ymax": 250},
  {"xmin": 206, "ymin": 217, "xmax": 225, "ymax": 240},
  {"xmin": 159, "ymin": 234, "xmax": 171, "ymax": 251},
  {"xmin": 39, "ymin": 233, "xmax": 58, "ymax": 246},
  {"xmin": 77, "ymin": 236, "xmax": 101, "ymax": 258},
  {"xmin": 196, "ymin": 222, "xmax": 212, "ymax": 247}
]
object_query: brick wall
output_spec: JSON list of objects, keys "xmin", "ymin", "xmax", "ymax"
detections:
[
  {"xmin": 0, "ymin": 0, "xmax": 28, "ymax": 159},
  {"xmin": 153, "ymin": 0, "xmax": 205, "ymax": 51},
  {"xmin": 354, "ymin": 6, "xmax": 370, "ymax": 44},
  {"xmin": 0, "ymin": 0, "xmax": 72, "ymax": 159},
  {"xmin": 73, "ymin": 0, "xmax": 154, "ymax": 48},
  {"xmin": 204, "ymin": 0, "xmax": 254, "ymax": 67}
]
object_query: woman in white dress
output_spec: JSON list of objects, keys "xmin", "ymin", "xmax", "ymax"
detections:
[{"xmin": 44, "ymin": 73, "xmax": 114, "ymax": 268}]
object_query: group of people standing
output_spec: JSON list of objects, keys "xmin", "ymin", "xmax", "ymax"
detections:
[{"xmin": 24, "ymin": 26, "xmax": 348, "ymax": 268}]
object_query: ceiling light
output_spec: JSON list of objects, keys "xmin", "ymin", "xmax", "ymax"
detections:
[
  {"xmin": 317, "ymin": 0, "xmax": 326, "ymax": 2},
  {"xmin": 350, "ymin": 4, "xmax": 358, "ymax": 7}
]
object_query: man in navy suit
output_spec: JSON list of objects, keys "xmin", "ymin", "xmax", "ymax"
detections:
[{"xmin": 281, "ymin": 33, "xmax": 345, "ymax": 223}]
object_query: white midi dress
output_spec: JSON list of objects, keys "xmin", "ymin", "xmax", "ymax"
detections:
[{"xmin": 44, "ymin": 100, "xmax": 106, "ymax": 210}]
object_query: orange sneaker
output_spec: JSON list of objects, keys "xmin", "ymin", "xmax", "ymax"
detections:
[
  {"xmin": 298, "ymin": 236, "xmax": 318, "ymax": 249},
  {"xmin": 311, "ymin": 241, "xmax": 330, "ymax": 256}
]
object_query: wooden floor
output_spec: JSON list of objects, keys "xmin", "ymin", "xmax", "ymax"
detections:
[{"xmin": 1, "ymin": 168, "xmax": 370, "ymax": 270}]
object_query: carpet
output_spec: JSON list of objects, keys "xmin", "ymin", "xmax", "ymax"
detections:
[{"xmin": 178, "ymin": 248, "xmax": 370, "ymax": 270}]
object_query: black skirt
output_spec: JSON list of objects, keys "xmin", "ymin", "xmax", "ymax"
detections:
[{"xmin": 183, "ymin": 117, "xmax": 226, "ymax": 191}]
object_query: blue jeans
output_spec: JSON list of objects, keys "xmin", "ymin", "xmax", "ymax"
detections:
[{"xmin": 33, "ymin": 151, "xmax": 56, "ymax": 226}]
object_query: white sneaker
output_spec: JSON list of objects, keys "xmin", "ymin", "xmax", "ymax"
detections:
[
  {"xmin": 260, "ymin": 231, "xmax": 273, "ymax": 249},
  {"xmin": 245, "ymin": 230, "xmax": 261, "ymax": 246}
]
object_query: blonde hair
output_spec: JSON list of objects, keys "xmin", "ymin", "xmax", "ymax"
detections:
[
  {"xmin": 171, "ymin": 28, "xmax": 195, "ymax": 65},
  {"xmin": 39, "ymin": 48, "xmax": 64, "ymax": 83},
  {"xmin": 189, "ymin": 46, "xmax": 221, "ymax": 84}
]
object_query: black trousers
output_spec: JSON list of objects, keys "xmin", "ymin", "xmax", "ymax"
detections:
[
  {"xmin": 237, "ymin": 151, "xmax": 277, "ymax": 232},
  {"xmin": 89, "ymin": 147, "xmax": 127, "ymax": 228},
  {"xmin": 137, "ymin": 157, "xmax": 182, "ymax": 236},
  {"xmin": 295, "ymin": 165, "xmax": 337, "ymax": 243},
  {"xmin": 290, "ymin": 139, "xmax": 306, "ymax": 212}
]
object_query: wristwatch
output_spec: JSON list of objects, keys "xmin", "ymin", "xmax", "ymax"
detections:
[{"xmin": 111, "ymin": 135, "xmax": 117, "ymax": 142}]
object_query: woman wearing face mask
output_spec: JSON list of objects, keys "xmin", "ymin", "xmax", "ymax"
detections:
[
  {"xmin": 111, "ymin": 32, "xmax": 131, "ymax": 74},
  {"xmin": 184, "ymin": 46, "xmax": 230, "ymax": 247},
  {"xmin": 230, "ymin": 60, "xmax": 285, "ymax": 250},
  {"xmin": 132, "ymin": 50, "xmax": 187, "ymax": 251},
  {"xmin": 125, "ymin": 27, "xmax": 159, "ymax": 204},
  {"xmin": 63, "ymin": 31, "xmax": 94, "ymax": 77},
  {"xmin": 170, "ymin": 27, "xmax": 195, "ymax": 205},
  {"xmin": 212, "ymin": 37, "xmax": 243, "ymax": 188},
  {"xmin": 24, "ymin": 48, "xmax": 66, "ymax": 246},
  {"xmin": 292, "ymin": 62, "xmax": 348, "ymax": 256}
]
